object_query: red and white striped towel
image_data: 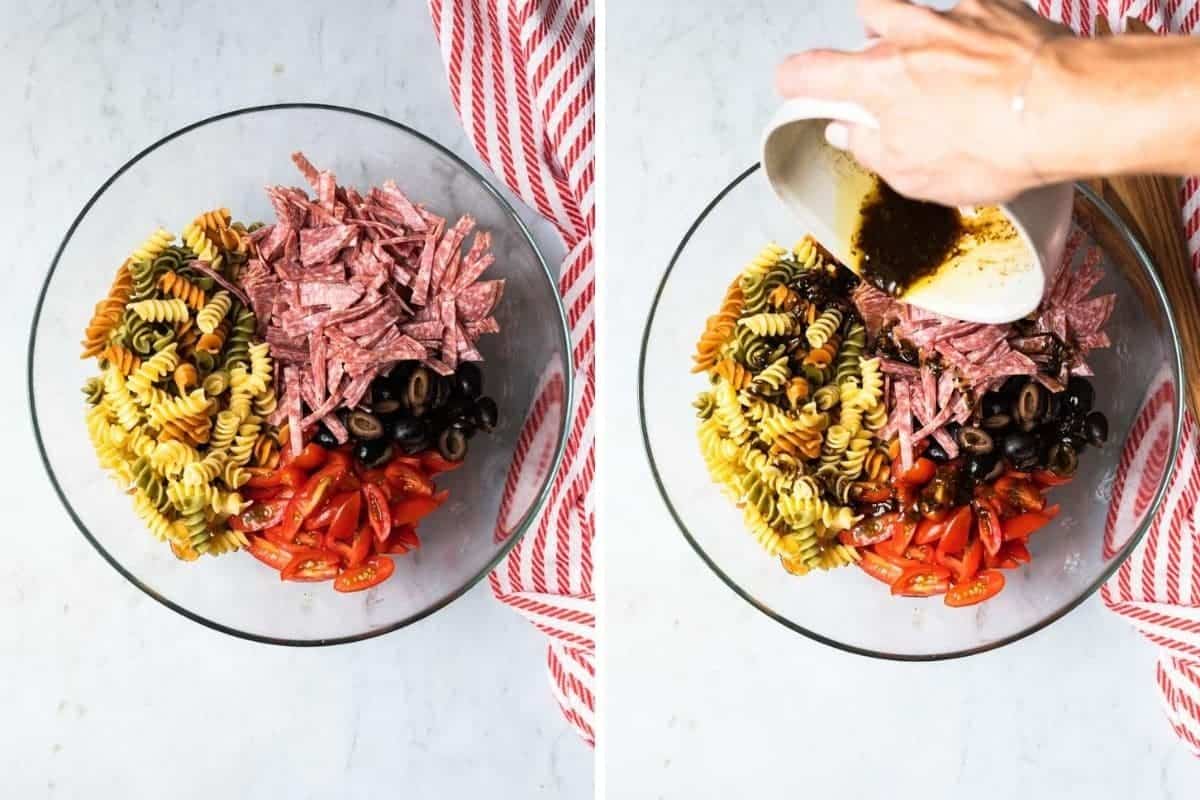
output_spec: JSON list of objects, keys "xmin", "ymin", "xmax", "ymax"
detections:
[
  {"xmin": 1035, "ymin": 0, "xmax": 1200, "ymax": 756},
  {"xmin": 430, "ymin": 0, "xmax": 596, "ymax": 745}
]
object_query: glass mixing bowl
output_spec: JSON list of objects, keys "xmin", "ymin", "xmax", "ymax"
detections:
[
  {"xmin": 640, "ymin": 165, "xmax": 1183, "ymax": 659},
  {"xmin": 29, "ymin": 104, "xmax": 571, "ymax": 645}
]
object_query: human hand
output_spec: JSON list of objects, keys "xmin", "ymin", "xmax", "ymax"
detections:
[{"xmin": 776, "ymin": 0, "xmax": 1070, "ymax": 205}]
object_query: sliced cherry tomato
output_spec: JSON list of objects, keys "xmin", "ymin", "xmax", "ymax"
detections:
[
  {"xmin": 230, "ymin": 499, "xmax": 287, "ymax": 532},
  {"xmin": 326, "ymin": 535, "xmax": 354, "ymax": 560},
  {"xmin": 279, "ymin": 475, "xmax": 334, "ymax": 539},
  {"xmin": 1003, "ymin": 510, "xmax": 1054, "ymax": 541},
  {"xmin": 420, "ymin": 450, "xmax": 464, "ymax": 474},
  {"xmin": 325, "ymin": 450, "xmax": 353, "ymax": 471},
  {"xmin": 903, "ymin": 545, "xmax": 935, "ymax": 563},
  {"xmin": 938, "ymin": 537, "xmax": 984, "ymax": 584},
  {"xmin": 280, "ymin": 548, "xmax": 340, "ymax": 582},
  {"xmin": 895, "ymin": 483, "xmax": 918, "ymax": 510},
  {"xmin": 873, "ymin": 546, "xmax": 925, "ymax": 570},
  {"xmin": 384, "ymin": 461, "xmax": 435, "ymax": 496},
  {"xmin": 384, "ymin": 524, "xmax": 421, "ymax": 554},
  {"xmin": 245, "ymin": 535, "xmax": 293, "ymax": 571},
  {"xmin": 1032, "ymin": 469, "xmax": 1073, "ymax": 488},
  {"xmin": 993, "ymin": 476, "xmax": 1046, "ymax": 514},
  {"xmin": 891, "ymin": 565, "xmax": 952, "ymax": 597},
  {"xmin": 1004, "ymin": 540, "xmax": 1032, "ymax": 564},
  {"xmin": 945, "ymin": 569, "xmax": 1005, "ymax": 607},
  {"xmin": 289, "ymin": 443, "xmax": 329, "ymax": 471},
  {"xmin": 887, "ymin": 515, "xmax": 918, "ymax": 556},
  {"xmin": 263, "ymin": 523, "xmax": 296, "ymax": 547},
  {"xmin": 390, "ymin": 494, "xmax": 445, "ymax": 526},
  {"xmin": 856, "ymin": 483, "xmax": 892, "ymax": 503},
  {"xmin": 845, "ymin": 512, "xmax": 902, "ymax": 548},
  {"xmin": 914, "ymin": 517, "xmax": 943, "ymax": 546},
  {"xmin": 346, "ymin": 525, "xmax": 372, "ymax": 569},
  {"xmin": 302, "ymin": 490, "xmax": 357, "ymax": 531},
  {"xmin": 278, "ymin": 461, "xmax": 349, "ymax": 538},
  {"xmin": 359, "ymin": 467, "xmax": 389, "ymax": 486},
  {"xmin": 920, "ymin": 505, "xmax": 951, "ymax": 523},
  {"xmin": 246, "ymin": 464, "xmax": 306, "ymax": 490},
  {"xmin": 294, "ymin": 532, "xmax": 322, "ymax": 548},
  {"xmin": 362, "ymin": 484, "xmax": 392, "ymax": 542},
  {"xmin": 243, "ymin": 485, "xmax": 285, "ymax": 502},
  {"xmin": 935, "ymin": 507, "xmax": 973, "ymax": 556},
  {"xmin": 894, "ymin": 456, "xmax": 936, "ymax": 487},
  {"xmin": 327, "ymin": 492, "xmax": 362, "ymax": 542},
  {"xmin": 333, "ymin": 472, "xmax": 362, "ymax": 492},
  {"xmin": 973, "ymin": 499, "xmax": 1004, "ymax": 556},
  {"xmin": 334, "ymin": 555, "xmax": 396, "ymax": 593},
  {"xmin": 858, "ymin": 551, "xmax": 905, "ymax": 585}
]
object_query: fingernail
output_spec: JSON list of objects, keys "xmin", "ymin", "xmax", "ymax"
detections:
[{"xmin": 825, "ymin": 122, "xmax": 850, "ymax": 150}]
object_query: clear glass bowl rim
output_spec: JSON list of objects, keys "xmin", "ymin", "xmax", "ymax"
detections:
[
  {"xmin": 638, "ymin": 163, "xmax": 1185, "ymax": 661},
  {"xmin": 27, "ymin": 103, "xmax": 574, "ymax": 647}
]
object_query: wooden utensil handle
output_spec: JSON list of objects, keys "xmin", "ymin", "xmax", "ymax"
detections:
[{"xmin": 1092, "ymin": 16, "xmax": 1200, "ymax": 420}]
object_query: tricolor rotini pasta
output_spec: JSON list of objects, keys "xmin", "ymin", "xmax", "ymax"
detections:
[
  {"xmin": 80, "ymin": 212, "xmax": 276, "ymax": 561},
  {"xmin": 691, "ymin": 236, "xmax": 893, "ymax": 576}
]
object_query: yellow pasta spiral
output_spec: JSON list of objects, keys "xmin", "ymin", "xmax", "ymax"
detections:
[
  {"xmin": 129, "ymin": 298, "xmax": 190, "ymax": 323},
  {"xmin": 130, "ymin": 227, "xmax": 174, "ymax": 263},
  {"xmin": 739, "ymin": 312, "xmax": 799, "ymax": 337},
  {"xmin": 182, "ymin": 221, "xmax": 220, "ymax": 263},
  {"xmin": 196, "ymin": 290, "xmax": 232, "ymax": 334},
  {"xmin": 805, "ymin": 307, "xmax": 843, "ymax": 349}
]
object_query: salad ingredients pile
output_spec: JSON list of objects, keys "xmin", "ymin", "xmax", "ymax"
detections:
[
  {"xmin": 81, "ymin": 153, "xmax": 505, "ymax": 594},
  {"xmin": 692, "ymin": 233, "xmax": 1114, "ymax": 607}
]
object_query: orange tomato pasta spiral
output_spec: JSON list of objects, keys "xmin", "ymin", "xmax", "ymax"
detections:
[
  {"xmin": 157, "ymin": 271, "xmax": 207, "ymax": 311},
  {"xmin": 101, "ymin": 343, "xmax": 142, "ymax": 376},
  {"xmin": 691, "ymin": 278, "xmax": 744, "ymax": 373},
  {"xmin": 80, "ymin": 261, "xmax": 133, "ymax": 358}
]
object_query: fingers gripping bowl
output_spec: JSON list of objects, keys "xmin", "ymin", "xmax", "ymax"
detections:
[
  {"xmin": 640, "ymin": 165, "xmax": 1183, "ymax": 659},
  {"xmin": 30, "ymin": 105, "xmax": 572, "ymax": 645}
]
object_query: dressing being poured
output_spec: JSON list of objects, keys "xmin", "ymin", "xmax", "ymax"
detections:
[{"xmin": 847, "ymin": 176, "xmax": 1026, "ymax": 301}]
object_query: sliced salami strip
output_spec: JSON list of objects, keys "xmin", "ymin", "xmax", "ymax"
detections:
[{"xmin": 241, "ymin": 152, "xmax": 502, "ymax": 447}]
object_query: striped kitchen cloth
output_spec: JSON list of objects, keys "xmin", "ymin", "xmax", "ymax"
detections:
[
  {"xmin": 429, "ymin": 0, "xmax": 596, "ymax": 745},
  {"xmin": 1035, "ymin": 0, "xmax": 1200, "ymax": 756}
]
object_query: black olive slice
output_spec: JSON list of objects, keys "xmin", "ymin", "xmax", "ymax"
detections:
[
  {"xmin": 1047, "ymin": 442, "xmax": 1079, "ymax": 476},
  {"xmin": 981, "ymin": 413, "xmax": 1012, "ymax": 431},
  {"xmin": 405, "ymin": 366, "xmax": 432, "ymax": 412},
  {"xmin": 1013, "ymin": 381, "xmax": 1047, "ymax": 426},
  {"xmin": 354, "ymin": 438, "xmax": 392, "ymax": 468},
  {"xmin": 313, "ymin": 426, "xmax": 339, "ymax": 448},
  {"xmin": 438, "ymin": 427, "xmax": 469, "ymax": 462},
  {"xmin": 373, "ymin": 398, "xmax": 402, "ymax": 416},
  {"xmin": 475, "ymin": 396, "xmax": 498, "ymax": 433},
  {"xmin": 455, "ymin": 362, "xmax": 483, "ymax": 398},
  {"xmin": 347, "ymin": 410, "xmax": 384, "ymax": 441},
  {"xmin": 1065, "ymin": 376, "xmax": 1095, "ymax": 415},
  {"xmin": 957, "ymin": 426, "xmax": 995, "ymax": 455},
  {"xmin": 1085, "ymin": 411, "xmax": 1108, "ymax": 447}
]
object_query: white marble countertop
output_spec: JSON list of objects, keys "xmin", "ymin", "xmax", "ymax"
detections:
[
  {"xmin": 602, "ymin": 1, "xmax": 1200, "ymax": 797},
  {"xmin": 1, "ymin": 1, "xmax": 589, "ymax": 797}
]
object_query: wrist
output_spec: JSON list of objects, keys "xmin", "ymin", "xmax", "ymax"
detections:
[{"xmin": 1025, "ymin": 35, "xmax": 1200, "ymax": 179}]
